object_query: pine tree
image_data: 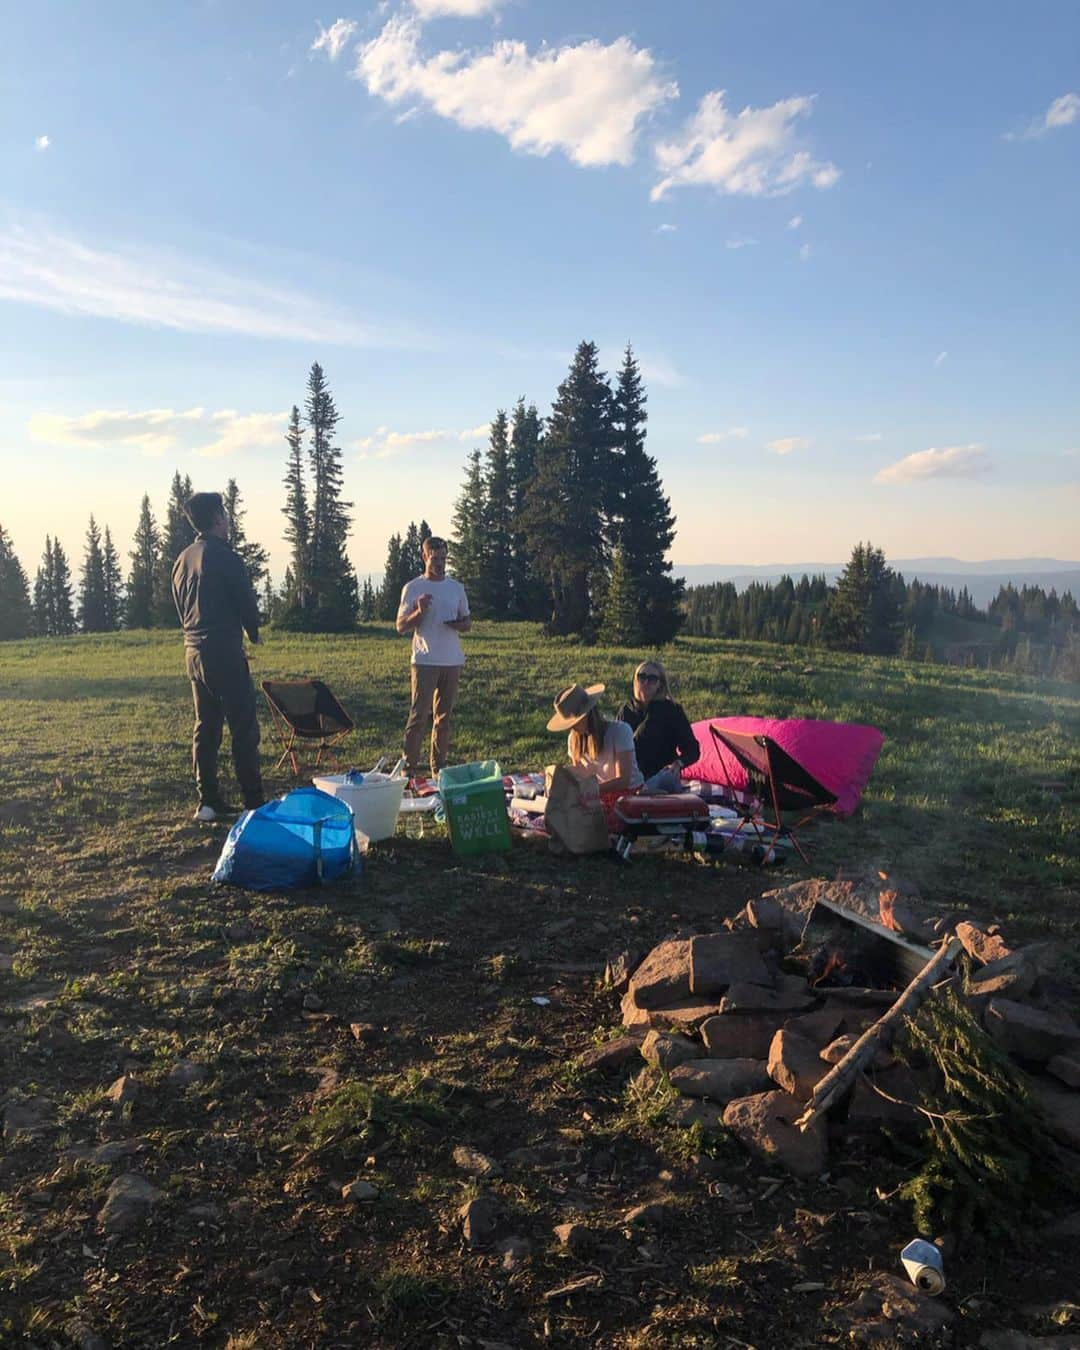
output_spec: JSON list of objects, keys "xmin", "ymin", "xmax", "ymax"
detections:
[
  {"xmin": 0, "ymin": 523, "xmax": 34, "ymax": 640},
  {"xmin": 401, "ymin": 522, "xmax": 425, "ymax": 581},
  {"xmin": 78, "ymin": 515, "xmax": 109, "ymax": 632},
  {"xmin": 482, "ymin": 410, "xmax": 513, "ymax": 616},
  {"xmin": 450, "ymin": 449, "xmax": 488, "ymax": 612},
  {"xmin": 520, "ymin": 341, "xmax": 613, "ymax": 636},
  {"xmin": 305, "ymin": 363, "xmax": 356, "ymax": 629},
  {"xmin": 261, "ymin": 573, "xmax": 276, "ymax": 624},
  {"xmin": 50, "ymin": 538, "xmax": 76, "ymax": 635},
  {"xmin": 508, "ymin": 399, "xmax": 545, "ymax": 619},
  {"xmin": 33, "ymin": 538, "xmax": 54, "ymax": 636},
  {"xmin": 377, "ymin": 533, "xmax": 405, "ymax": 620},
  {"xmin": 360, "ymin": 575, "xmax": 376, "ymax": 621},
  {"xmin": 599, "ymin": 545, "xmax": 643, "ymax": 646},
  {"xmin": 125, "ymin": 494, "xmax": 160, "ymax": 629},
  {"xmin": 610, "ymin": 344, "xmax": 683, "ymax": 645},
  {"xmin": 281, "ymin": 405, "xmax": 310, "ymax": 612},
  {"xmin": 223, "ymin": 478, "xmax": 270, "ymax": 591},
  {"xmin": 154, "ymin": 471, "xmax": 194, "ymax": 626},
  {"xmin": 825, "ymin": 542, "xmax": 901, "ymax": 654},
  {"xmin": 102, "ymin": 526, "xmax": 123, "ymax": 631}
]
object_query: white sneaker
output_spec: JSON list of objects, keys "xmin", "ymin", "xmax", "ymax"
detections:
[{"xmin": 193, "ymin": 804, "xmax": 219, "ymax": 823}]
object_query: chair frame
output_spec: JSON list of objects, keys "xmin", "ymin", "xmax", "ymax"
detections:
[
  {"xmin": 261, "ymin": 679, "xmax": 355, "ymax": 777},
  {"xmin": 708, "ymin": 725, "xmax": 837, "ymax": 864}
]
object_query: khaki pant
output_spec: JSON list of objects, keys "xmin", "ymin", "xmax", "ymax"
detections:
[{"xmin": 403, "ymin": 663, "xmax": 461, "ymax": 777}]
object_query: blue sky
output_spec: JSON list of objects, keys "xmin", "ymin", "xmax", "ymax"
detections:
[{"xmin": 2, "ymin": 0, "xmax": 1078, "ymax": 579}]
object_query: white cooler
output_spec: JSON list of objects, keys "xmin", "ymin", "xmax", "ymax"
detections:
[{"xmin": 312, "ymin": 772, "xmax": 406, "ymax": 844}]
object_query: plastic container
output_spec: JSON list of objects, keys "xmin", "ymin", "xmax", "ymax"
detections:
[
  {"xmin": 437, "ymin": 760, "xmax": 511, "ymax": 856},
  {"xmin": 312, "ymin": 771, "xmax": 406, "ymax": 844}
]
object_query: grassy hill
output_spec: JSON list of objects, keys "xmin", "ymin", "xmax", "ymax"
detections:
[{"xmin": 0, "ymin": 626, "xmax": 1077, "ymax": 1346}]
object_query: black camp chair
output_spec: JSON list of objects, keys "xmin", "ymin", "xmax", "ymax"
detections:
[
  {"xmin": 261, "ymin": 679, "xmax": 355, "ymax": 777},
  {"xmin": 708, "ymin": 725, "xmax": 837, "ymax": 864}
]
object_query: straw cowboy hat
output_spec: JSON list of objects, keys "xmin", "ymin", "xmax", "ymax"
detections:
[{"xmin": 546, "ymin": 683, "xmax": 605, "ymax": 732}]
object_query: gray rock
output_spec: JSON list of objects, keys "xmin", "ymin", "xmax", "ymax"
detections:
[
  {"xmin": 341, "ymin": 1178, "xmax": 378, "ymax": 1203},
  {"xmin": 64, "ymin": 1321, "xmax": 108, "ymax": 1350},
  {"xmin": 496, "ymin": 1235, "xmax": 530, "ymax": 1271},
  {"xmin": 349, "ymin": 1021, "xmax": 381, "ymax": 1044},
  {"xmin": 640, "ymin": 1030, "xmax": 704, "ymax": 1072},
  {"xmin": 578, "ymin": 1033, "xmax": 644, "ymax": 1072},
  {"xmin": 603, "ymin": 948, "xmax": 641, "ymax": 992},
  {"xmin": 166, "ymin": 1059, "xmax": 207, "ymax": 1088},
  {"xmin": 719, "ymin": 982, "xmax": 815, "ymax": 1014},
  {"xmin": 1030, "ymin": 1082, "xmax": 1080, "ymax": 1150},
  {"xmin": 767, "ymin": 1030, "xmax": 829, "ymax": 1100},
  {"xmin": 452, "ymin": 1145, "xmax": 502, "ymax": 1178},
  {"xmin": 553, "ymin": 1221, "xmax": 592, "ymax": 1252},
  {"xmin": 820, "ymin": 1034, "xmax": 892, "ymax": 1068},
  {"xmin": 700, "ymin": 1013, "xmax": 778, "ymax": 1060},
  {"xmin": 846, "ymin": 1068, "xmax": 923, "ymax": 1133},
  {"xmin": 620, "ymin": 990, "xmax": 721, "ymax": 1029},
  {"xmin": 97, "ymin": 1173, "xmax": 163, "ymax": 1234},
  {"xmin": 2, "ymin": 1097, "xmax": 48, "ymax": 1141},
  {"xmin": 956, "ymin": 921, "xmax": 1013, "ymax": 965},
  {"xmin": 838, "ymin": 1272, "xmax": 953, "ymax": 1343},
  {"xmin": 668, "ymin": 1098, "xmax": 725, "ymax": 1131},
  {"xmin": 670, "ymin": 1057, "xmax": 772, "ymax": 1103},
  {"xmin": 459, "ymin": 1193, "xmax": 503, "ymax": 1248},
  {"xmin": 722, "ymin": 1090, "xmax": 827, "ymax": 1178},
  {"xmin": 745, "ymin": 895, "xmax": 786, "ymax": 933},
  {"xmin": 689, "ymin": 933, "xmax": 770, "ymax": 996},
  {"xmin": 985, "ymin": 999, "xmax": 1080, "ymax": 1064},
  {"xmin": 106, "ymin": 1075, "xmax": 144, "ymax": 1106},
  {"xmin": 1047, "ymin": 1052, "xmax": 1080, "ymax": 1089},
  {"xmin": 626, "ymin": 939, "xmax": 692, "ymax": 1009},
  {"xmin": 969, "ymin": 951, "xmax": 1038, "ymax": 1000},
  {"xmin": 624, "ymin": 1199, "xmax": 673, "ymax": 1226},
  {"xmin": 66, "ymin": 1138, "xmax": 147, "ymax": 1165}
]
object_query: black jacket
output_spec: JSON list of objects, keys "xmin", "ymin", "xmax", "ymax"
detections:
[
  {"xmin": 616, "ymin": 698, "xmax": 701, "ymax": 780},
  {"xmin": 171, "ymin": 534, "xmax": 260, "ymax": 652}
]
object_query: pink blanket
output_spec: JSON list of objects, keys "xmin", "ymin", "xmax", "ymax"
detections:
[{"xmin": 682, "ymin": 716, "xmax": 884, "ymax": 818}]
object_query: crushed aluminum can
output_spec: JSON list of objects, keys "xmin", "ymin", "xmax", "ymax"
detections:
[{"xmin": 900, "ymin": 1238, "xmax": 945, "ymax": 1294}]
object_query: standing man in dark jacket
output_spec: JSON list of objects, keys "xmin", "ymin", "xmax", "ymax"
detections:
[{"xmin": 172, "ymin": 492, "xmax": 264, "ymax": 822}]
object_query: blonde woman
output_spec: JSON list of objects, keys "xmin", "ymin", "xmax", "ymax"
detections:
[
  {"xmin": 546, "ymin": 683, "xmax": 643, "ymax": 793},
  {"xmin": 616, "ymin": 660, "xmax": 700, "ymax": 792}
]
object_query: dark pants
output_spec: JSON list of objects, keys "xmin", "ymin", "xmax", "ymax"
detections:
[{"xmin": 185, "ymin": 645, "xmax": 263, "ymax": 809}]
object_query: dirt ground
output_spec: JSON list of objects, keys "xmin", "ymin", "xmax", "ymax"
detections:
[{"xmin": 2, "ymin": 815, "xmax": 1079, "ymax": 1350}]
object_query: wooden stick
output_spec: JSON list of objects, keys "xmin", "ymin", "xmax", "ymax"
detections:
[{"xmin": 794, "ymin": 936, "xmax": 962, "ymax": 1132}]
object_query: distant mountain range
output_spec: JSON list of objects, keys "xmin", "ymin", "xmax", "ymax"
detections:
[{"xmin": 672, "ymin": 558, "xmax": 1080, "ymax": 609}]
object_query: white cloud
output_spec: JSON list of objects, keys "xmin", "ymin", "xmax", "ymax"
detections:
[
  {"xmin": 656, "ymin": 222, "xmax": 678, "ymax": 234},
  {"xmin": 934, "ymin": 350, "xmax": 948, "ymax": 367},
  {"xmin": 875, "ymin": 443, "xmax": 990, "ymax": 484},
  {"xmin": 411, "ymin": 0, "xmax": 505, "ymax": 16},
  {"xmin": 34, "ymin": 135, "xmax": 50, "ymax": 151},
  {"xmin": 1005, "ymin": 91, "xmax": 1080, "ymax": 140},
  {"xmin": 353, "ymin": 17, "xmax": 677, "ymax": 168},
  {"xmin": 195, "ymin": 411, "xmax": 289, "ymax": 459},
  {"xmin": 651, "ymin": 91, "xmax": 839, "ymax": 201},
  {"xmin": 458, "ymin": 422, "xmax": 491, "ymax": 441},
  {"xmin": 787, "ymin": 214, "xmax": 802, "ymax": 229},
  {"xmin": 0, "ymin": 215, "xmax": 397, "ymax": 346},
  {"xmin": 766, "ymin": 435, "xmax": 812, "ymax": 455},
  {"xmin": 697, "ymin": 427, "xmax": 749, "ymax": 445},
  {"xmin": 355, "ymin": 426, "xmax": 461, "ymax": 459},
  {"xmin": 29, "ymin": 407, "xmax": 205, "ymax": 458},
  {"xmin": 799, "ymin": 241, "xmax": 812, "ymax": 261},
  {"xmin": 311, "ymin": 19, "xmax": 358, "ymax": 62},
  {"xmin": 854, "ymin": 432, "xmax": 883, "ymax": 443},
  {"xmin": 724, "ymin": 236, "xmax": 757, "ymax": 249},
  {"xmin": 636, "ymin": 352, "xmax": 686, "ymax": 388}
]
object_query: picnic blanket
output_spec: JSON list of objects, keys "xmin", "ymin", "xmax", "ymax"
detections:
[{"xmin": 682, "ymin": 716, "xmax": 884, "ymax": 818}]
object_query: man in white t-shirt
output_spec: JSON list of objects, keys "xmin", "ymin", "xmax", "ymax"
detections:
[{"xmin": 396, "ymin": 535, "xmax": 471, "ymax": 779}]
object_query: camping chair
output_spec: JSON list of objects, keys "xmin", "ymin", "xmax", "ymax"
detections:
[
  {"xmin": 708, "ymin": 725, "xmax": 837, "ymax": 865},
  {"xmin": 261, "ymin": 679, "xmax": 355, "ymax": 777}
]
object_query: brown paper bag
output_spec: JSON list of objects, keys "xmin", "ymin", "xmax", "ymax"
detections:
[{"xmin": 544, "ymin": 764, "xmax": 609, "ymax": 855}]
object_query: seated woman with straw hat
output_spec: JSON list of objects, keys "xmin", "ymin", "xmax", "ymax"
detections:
[{"xmin": 546, "ymin": 683, "xmax": 643, "ymax": 794}]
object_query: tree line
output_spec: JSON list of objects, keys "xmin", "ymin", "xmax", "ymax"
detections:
[{"xmin": 685, "ymin": 541, "xmax": 1080, "ymax": 678}]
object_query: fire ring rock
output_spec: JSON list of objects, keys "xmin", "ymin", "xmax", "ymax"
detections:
[{"xmin": 722, "ymin": 1090, "xmax": 827, "ymax": 1178}]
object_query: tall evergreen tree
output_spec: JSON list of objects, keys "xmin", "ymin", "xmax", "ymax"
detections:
[
  {"xmin": 360, "ymin": 575, "xmax": 377, "ymax": 621},
  {"xmin": 508, "ymin": 399, "xmax": 545, "ymax": 619},
  {"xmin": 281, "ymin": 405, "xmax": 310, "ymax": 612},
  {"xmin": 377, "ymin": 533, "xmax": 406, "ymax": 620},
  {"xmin": 0, "ymin": 523, "xmax": 34, "ymax": 640},
  {"xmin": 450, "ymin": 449, "xmax": 488, "ymax": 611},
  {"xmin": 261, "ymin": 573, "xmax": 276, "ymax": 624},
  {"xmin": 101, "ymin": 526, "xmax": 123, "ymax": 631},
  {"xmin": 33, "ymin": 537, "xmax": 54, "ymax": 636},
  {"xmin": 223, "ymin": 478, "xmax": 270, "ymax": 591},
  {"xmin": 401, "ymin": 521, "xmax": 425, "ymax": 581},
  {"xmin": 304, "ymin": 363, "xmax": 356, "ymax": 629},
  {"xmin": 50, "ymin": 538, "xmax": 76, "ymax": 635},
  {"xmin": 520, "ymin": 340, "xmax": 613, "ymax": 636},
  {"xmin": 78, "ymin": 515, "xmax": 109, "ymax": 632},
  {"xmin": 154, "ymin": 471, "xmax": 194, "ymax": 625},
  {"xmin": 599, "ymin": 544, "xmax": 643, "ymax": 646},
  {"xmin": 825, "ymin": 542, "xmax": 901, "ymax": 654},
  {"xmin": 610, "ymin": 345, "xmax": 683, "ymax": 644},
  {"xmin": 481, "ymin": 410, "xmax": 513, "ymax": 616},
  {"xmin": 125, "ymin": 494, "xmax": 160, "ymax": 629}
]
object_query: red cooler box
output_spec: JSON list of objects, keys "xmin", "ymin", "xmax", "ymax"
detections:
[{"xmin": 612, "ymin": 792, "xmax": 710, "ymax": 860}]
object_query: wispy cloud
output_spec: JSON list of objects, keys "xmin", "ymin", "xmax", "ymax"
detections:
[
  {"xmin": 34, "ymin": 134, "xmax": 50, "ymax": 152},
  {"xmin": 636, "ymin": 352, "xmax": 686, "ymax": 388},
  {"xmin": 854, "ymin": 432, "xmax": 883, "ymax": 443},
  {"xmin": 29, "ymin": 407, "xmax": 205, "ymax": 458},
  {"xmin": 311, "ymin": 19, "xmax": 358, "ymax": 62},
  {"xmin": 798, "ymin": 241, "xmax": 812, "ymax": 261},
  {"xmin": 724, "ymin": 236, "xmax": 757, "ymax": 250},
  {"xmin": 934, "ymin": 350, "xmax": 948, "ymax": 367},
  {"xmin": 458, "ymin": 422, "xmax": 490, "ymax": 441},
  {"xmin": 0, "ymin": 215, "xmax": 404, "ymax": 346},
  {"xmin": 655, "ymin": 222, "xmax": 678, "ymax": 234},
  {"xmin": 697, "ymin": 427, "xmax": 749, "ymax": 445},
  {"xmin": 411, "ymin": 0, "xmax": 506, "ymax": 16},
  {"xmin": 875, "ymin": 443, "xmax": 990, "ymax": 484},
  {"xmin": 651, "ymin": 91, "xmax": 839, "ymax": 201},
  {"xmin": 766, "ymin": 435, "xmax": 812, "ymax": 455},
  {"xmin": 787, "ymin": 214, "xmax": 802, "ymax": 229},
  {"xmin": 1004, "ymin": 91, "xmax": 1080, "ymax": 141},
  {"xmin": 353, "ymin": 17, "xmax": 677, "ymax": 168},
  {"xmin": 356, "ymin": 425, "xmax": 459, "ymax": 459},
  {"xmin": 195, "ymin": 411, "xmax": 289, "ymax": 459}
]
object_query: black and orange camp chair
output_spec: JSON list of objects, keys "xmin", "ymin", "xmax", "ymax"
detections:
[
  {"xmin": 261, "ymin": 679, "xmax": 355, "ymax": 777},
  {"xmin": 708, "ymin": 725, "xmax": 837, "ymax": 864}
]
